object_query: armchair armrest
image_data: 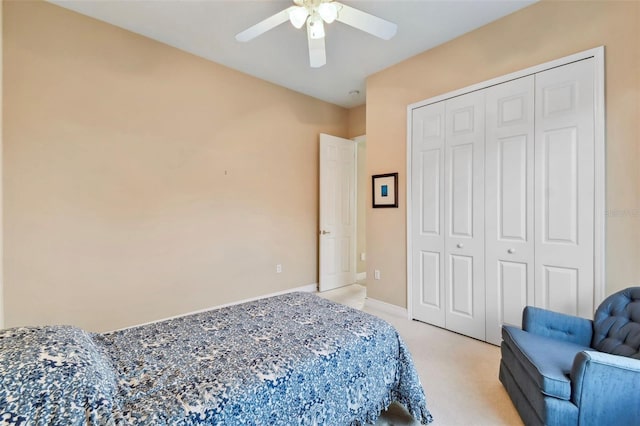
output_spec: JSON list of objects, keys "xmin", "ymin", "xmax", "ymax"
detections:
[
  {"xmin": 571, "ymin": 351, "xmax": 640, "ymax": 425},
  {"xmin": 522, "ymin": 306, "xmax": 593, "ymax": 346}
]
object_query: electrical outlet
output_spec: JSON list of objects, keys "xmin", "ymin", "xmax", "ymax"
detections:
[
  {"xmin": 374, "ymin": 269, "xmax": 381, "ymax": 280},
  {"xmin": 360, "ymin": 252, "xmax": 366, "ymax": 261},
  {"xmin": 276, "ymin": 264, "xmax": 282, "ymax": 273}
]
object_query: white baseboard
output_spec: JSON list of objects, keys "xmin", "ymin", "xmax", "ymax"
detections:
[
  {"xmin": 356, "ymin": 272, "xmax": 366, "ymax": 281},
  {"xmin": 111, "ymin": 283, "xmax": 318, "ymax": 332},
  {"xmin": 365, "ymin": 297, "xmax": 408, "ymax": 318}
]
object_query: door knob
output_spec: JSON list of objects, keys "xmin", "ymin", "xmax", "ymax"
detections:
[
  {"xmin": 320, "ymin": 230, "xmax": 331, "ymax": 235},
  {"xmin": 507, "ymin": 248, "xmax": 515, "ymax": 254},
  {"xmin": 456, "ymin": 243, "xmax": 464, "ymax": 249}
]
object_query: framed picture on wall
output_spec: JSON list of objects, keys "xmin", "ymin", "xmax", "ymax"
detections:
[{"xmin": 372, "ymin": 173, "xmax": 398, "ymax": 208}]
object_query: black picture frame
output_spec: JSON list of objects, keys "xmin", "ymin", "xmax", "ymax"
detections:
[{"xmin": 372, "ymin": 173, "xmax": 398, "ymax": 208}]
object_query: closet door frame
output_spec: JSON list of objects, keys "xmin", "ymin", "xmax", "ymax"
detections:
[{"xmin": 407, "ymin": 46, "xmax": 605, "ymax": 321}]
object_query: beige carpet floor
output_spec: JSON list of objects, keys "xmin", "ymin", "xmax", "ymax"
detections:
[{"xmin": 319, "ymin": 284, "xmax": 523, "ymax": 426}]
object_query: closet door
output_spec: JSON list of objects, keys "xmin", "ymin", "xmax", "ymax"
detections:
[
  {"xmin": 410, "ymin": 102, "xmax": 446, "ymax": 327},
  {"xmin": 444, "ymin": 91, "xmax": 486, "ymax": 340},
  {"xmin": 534, "ymin": 59, "xmax": 595, "ymax": 317},
  {"xmin": 484, "ymin": 76, "xmax": 535, "ymax": 345}
]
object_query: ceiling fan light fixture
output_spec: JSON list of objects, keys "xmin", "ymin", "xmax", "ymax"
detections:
[
  {"xmin": 318, "ymin": 2, "xmax": 338, "ymax": 24},
  {"xmin": 307, "ymin": 15, "xmax": 325, "ymax": 39},
  {"xmin": 288, "ymin": 6, "xmax": 309, "ymax": 29},
  {"xmin": 236, "ymin": 0, "xmax": 397, "ymax": 68}
]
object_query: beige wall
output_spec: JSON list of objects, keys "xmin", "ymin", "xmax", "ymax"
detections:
[
  {"xmin": 0, "ymin": 0, "xmax": 3, "ymax": 329},
  {"xmin": 366, "ymin": 1, "xmax": 640, "ymax": 307},
  {"xmin": 3, "ymin": 1, "xmax": 349, "ymax": 332},
  {"xmin": 347, "ymin": 104, "xmax": 366, "ymax": 139}
]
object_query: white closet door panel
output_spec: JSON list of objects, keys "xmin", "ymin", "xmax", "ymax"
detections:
[
  {"xmin": 444, "ymin": 91, "xmax": 485, "ymax": 340},
  {"xmin": 499, "ymin": 136, "xmax": 528, "ymax": 240},
  {"xmin": 542, "ymin": 265, "xmax": 579, "ymax": 315},
  {"xmin": 535, "ymin": 59, "xmax": 595, "ymax": 318},
  {"xmin": 450, "ymin": 144, "xmax": 474, "ymax": 237},
  {"xmin": 544, "ymin": 128, "xmax": 579, "ymax": 244},
  {"xmin": 499, "ymin": 261, "xmax": 529, "ymax": 326},
  {"xmin": 411, "ymin": 102, "xmax": 446, "ymax": 326},
  {"xmin": 420, "ymin": 149, "xmax": 441, "ymax": 235},
  {"xmin": 485, "ymin": 76, "xmax": 535, "ymax": 345},
  {"xmin": 419, "ymin": 251, "xmax": 441, "ymax": 307},
  {"xmin": 450, "ymin": 254, "xmax": 474, "ymax": 316}
]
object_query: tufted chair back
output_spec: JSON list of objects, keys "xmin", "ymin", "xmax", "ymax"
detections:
[{"xmin": 591, "ymin": 287, "xmax": 640, "ymax": 359}]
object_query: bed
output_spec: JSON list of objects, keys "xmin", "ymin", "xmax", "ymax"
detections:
[{"xmin": 0, "ymin": 292, "xmax": 433, "ymax": 425}]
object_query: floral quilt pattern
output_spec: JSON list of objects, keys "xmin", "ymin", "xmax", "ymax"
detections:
[{"xmin": 1, "ymin": 292, "xmax": 433, "ymax": 425}]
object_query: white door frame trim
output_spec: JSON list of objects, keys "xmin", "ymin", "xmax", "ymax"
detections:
[
  {"xmin": 352, "ymin": 135, "xmax": 366, "ymax": 284},
  {"xmin": 406, "ymin": 46, "xmax": 606, "ymax": 320}
]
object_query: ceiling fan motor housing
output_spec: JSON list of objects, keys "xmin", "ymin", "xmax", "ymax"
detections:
[{"xmin": 290, "ymin": 0, "xmax": 339, "ymax": 33}]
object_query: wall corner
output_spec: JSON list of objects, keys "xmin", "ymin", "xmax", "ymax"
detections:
[{"xmin": 1, "ymin": 0, "xmax": 5, "ymax": 329}]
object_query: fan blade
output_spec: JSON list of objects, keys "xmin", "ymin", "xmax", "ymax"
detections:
[
  {"xmin": 308, "ymin": 34, "xmax": 326, "ymax": 68},
  {"xmin": 235, "ymin": 7, "xmax": 294, "ymax": 42},
  {"xmin": 334, "ymin": 2, "xmax": 397, "ymax": 40}
]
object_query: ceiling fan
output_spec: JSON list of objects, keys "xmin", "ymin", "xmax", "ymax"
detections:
[{"xmin": 235, "ymin": 0, "xmax": 397, "ymax": 68}]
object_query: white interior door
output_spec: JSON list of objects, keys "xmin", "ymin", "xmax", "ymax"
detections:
[
  {"xmin": 319, "ymin": 133, "xmax": 356, "ymax": 292},
  {"xmin": 410, "ymin": 102, "xmax": 446, "ymax": 327},
  {"xmin": 485, "ymin": 76, "xmax": 535, "ymax": 345},
  {"xmin": 444, "ymin": 91, "xmax": 486, "ymax": 341},
  {"xmin": 534, "ymin": 59, "xmax": 595, "ymax": 317}
]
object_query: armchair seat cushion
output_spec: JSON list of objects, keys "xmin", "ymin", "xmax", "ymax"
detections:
[{"xmin": 502, "ymin": 325, "xmax": 590, "ymax": 400}]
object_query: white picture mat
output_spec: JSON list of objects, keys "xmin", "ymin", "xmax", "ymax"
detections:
[{"xmin": 373, "ymin": 175, "xmax": 396, "ymax": 206}]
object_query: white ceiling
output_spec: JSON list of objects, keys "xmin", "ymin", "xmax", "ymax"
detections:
[{"xmin": 48, "ymin": 0, "xmax": 537, "ymax": 108}]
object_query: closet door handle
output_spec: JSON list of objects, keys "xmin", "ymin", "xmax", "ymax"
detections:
[
  {"xmin": 507, "ymin": 248, "xmax": 515, "ymax": 254},
  {"xmin": 456, "ymin": 243, "xmax": 464, "ymax": 249}
]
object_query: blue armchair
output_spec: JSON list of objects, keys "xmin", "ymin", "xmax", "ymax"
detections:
[{"xmin": 499, "ymin": 287, "xmax": 640, "ymax": 426}]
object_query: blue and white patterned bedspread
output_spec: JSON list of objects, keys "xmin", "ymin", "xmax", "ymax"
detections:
[{"xmin": 0, "ymin": 292, "xmax": 433, "ymax": 425}]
